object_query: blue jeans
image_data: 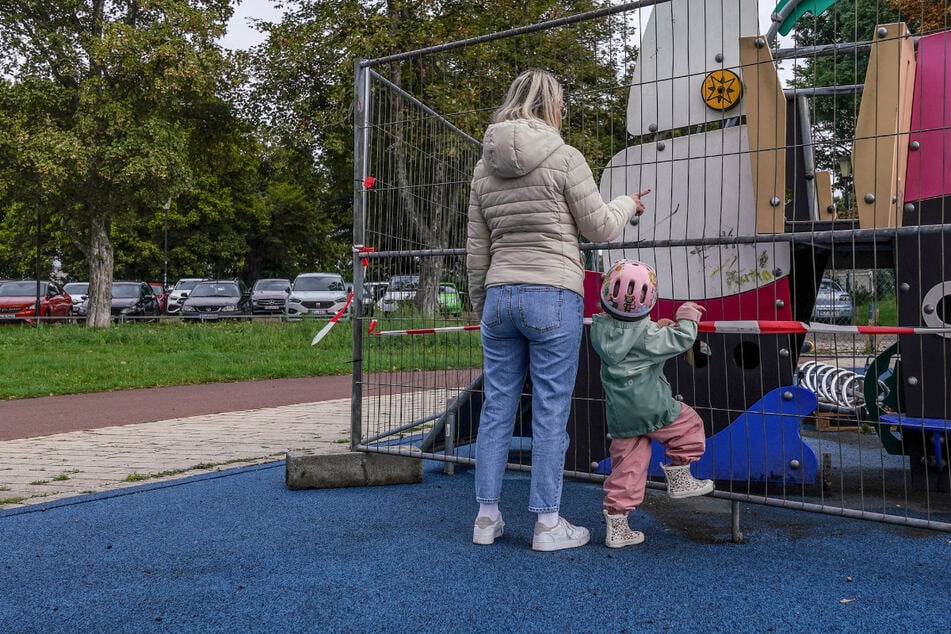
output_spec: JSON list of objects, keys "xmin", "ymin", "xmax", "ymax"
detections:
[{"xmin": 475, "ymin": 284, "xmax": 584, "ymax": 513}]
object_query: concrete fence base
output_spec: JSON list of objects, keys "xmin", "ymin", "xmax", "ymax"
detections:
[{"xmin": 285, "ymin": 450, "xmax": 423, "ymax": 490}]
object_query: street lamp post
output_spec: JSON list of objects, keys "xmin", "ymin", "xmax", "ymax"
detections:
[
  {"xmin": 163, "ymin": 198, "xmax": 171, "ymax": 290},
  {"xmin": 35, "ymin": 208, "xmax": 41, "ymax": 325}
]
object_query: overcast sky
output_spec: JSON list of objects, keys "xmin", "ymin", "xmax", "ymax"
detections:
[{"xmin": 220, "ymin": 0, "xmax": 285, "ymax": 50}]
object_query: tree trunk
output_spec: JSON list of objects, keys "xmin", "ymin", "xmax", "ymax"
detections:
[
  {"xmin": 86, "ymin": 213, "xmax": 114, "ymax": 328},
  {"xmin": 243, "ymin": 236, "xmax": 264, "ymax": 283}
]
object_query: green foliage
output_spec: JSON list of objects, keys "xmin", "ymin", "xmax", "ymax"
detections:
[
  {"xmin": 248, "ymin": 0, "xmax": 634, "ymax": 271},
  {"xmin": 1, "ymin": 1, "xmax": 638, "ymax": 303},
  {"xmin": 0, "ymin": 1, "xmax": 240, "ymax": 320},
  {"xmin": 0, "ymin": 3, "xmax": 379, "ymax": 288},
  {"xmin": 851, "ymin": 269, "xmax": 897, "ymax": 304},
  {"xmin": 789, "ymin": 0, "xmax": 906, "ymax": 172}
]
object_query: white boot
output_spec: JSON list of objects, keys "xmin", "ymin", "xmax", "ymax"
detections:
[
  {"xmin": 602, "ymin": 509, "xmax": 644, "ymax": 548},
  {"xmin": 660, "ymin": 462, "xmax": 714, "ymax": 499}
]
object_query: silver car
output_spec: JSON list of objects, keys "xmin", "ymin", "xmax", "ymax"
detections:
[
  {"xmin": 251, "ymin": 278, "xmax": 291, "ymax": 315},
  {"xmin": 377, "ymin": 275, "xmax": 419, "ymax": 314},
  {"xmin": 63, "ymin": 282, "xmax": 90, "ymax": 318},
  {"xmin": 811, "ymin": 278, "xmax": 855, "ymax": 324},
  {"xmin": 286, "ymin": 273, "xmax": 349, "ymax": 319},
  {"xmin": 166, "ymin": 278, "xmax": 206, "ymax": 315}
]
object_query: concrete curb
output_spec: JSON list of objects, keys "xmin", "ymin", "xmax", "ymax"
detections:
[{"xmin": 285, "ymin": 450, "xmax": 423, "ymax": 489}]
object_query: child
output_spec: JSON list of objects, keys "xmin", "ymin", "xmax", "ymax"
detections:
[{"xmin": 590, "ymin": 259, "xmax": 714, "ymax": 548}]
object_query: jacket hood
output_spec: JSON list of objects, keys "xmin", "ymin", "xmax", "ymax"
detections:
[
  {"xmin": 481, "ymin": 119, "xmax": 564, "ymax": 178},
  {"xmin": 590, "ymin": 313, "xmax": 647, "ymax": 367}
]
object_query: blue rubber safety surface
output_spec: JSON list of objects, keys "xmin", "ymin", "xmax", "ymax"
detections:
[{"xmin": 2, "ymin": 461, "xmax": 949, "ymax": 633}]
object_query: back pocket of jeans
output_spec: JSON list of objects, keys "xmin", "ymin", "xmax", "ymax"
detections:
[
  {"xmin": 517, "ymin": 287, "xmax": 562, "ymax": 333},
  {"xmin": 481, "ymin": 287, "xmax": 503, "ymax": 329}
]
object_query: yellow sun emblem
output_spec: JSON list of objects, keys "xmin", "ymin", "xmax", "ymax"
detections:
[{"xmin": 701, "ymin": 69, "xmax": 743, "ymax": 111}]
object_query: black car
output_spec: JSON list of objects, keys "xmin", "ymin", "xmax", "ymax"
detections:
[
  {"xmin": 180, "ymin": 279, "xmax": 252, "ymax": 320},
  {"xmin": 250, "ymin": 278, "xmax": 291, "ymax": 315},
  {"xmin": 111, "ymin": 281, "xmax": 161, "ymax": 321}
]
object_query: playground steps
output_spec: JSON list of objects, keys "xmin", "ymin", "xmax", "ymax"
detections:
[{"xmin": 810, "ymin": 411, "xmax": 861, "ymax": 432}]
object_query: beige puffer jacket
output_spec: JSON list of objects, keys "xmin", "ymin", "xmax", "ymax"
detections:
[{"xmin": 466, "ymin": 118, "xmax": 637, "ymax": 314}]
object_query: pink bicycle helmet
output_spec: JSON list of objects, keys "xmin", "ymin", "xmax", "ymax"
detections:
[{"xmin": 601, "ymin": 259, "xmax": 658, "ymax": 320}]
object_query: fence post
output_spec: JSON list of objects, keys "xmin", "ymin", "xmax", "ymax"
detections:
[
  {"xmin": 444, "ymin": 413, "xmax": 455, "ymax": 476},
  {"xmin": 731, "ymin": 501, "xmax": 744, "ymax": 543},
  {"xmin": 351, "ymin": 59, "xmax": 371, "ymax": 452}
]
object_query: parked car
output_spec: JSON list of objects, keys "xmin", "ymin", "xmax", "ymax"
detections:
[
  {"xmin": 250, "ymin": 278, "xmax": 291, "ymax": 315},
  {"xmin": 359, "ymin": 281, "xmax": 389, "ymax": 316},
  {"xmin": 0, "ymin": 280, "xmax": 72, "ymax": 323},
  {"xmin": 148, "ymin": 282, "xmax": 169, "ymax": 313},
  {"xmin": 377, "ymin": 275, "xmax": 419, "ymax": 314},
  {"xmin": 438, "ymin": 282, "xmax": 463, "ymax": 316},
  {"xmin": 166, "ymin": 277, "xmax": 206, "ymax": 314},
  {"xmin": 377, "ymin": 276, "xmax": 463, "ymax": 315},
  {"xmin": 811, "ymin": 278, "xmax": 854, "ymax": 324},
  {"xmin": 111, "ymin": 281, "xmax": 161, "ymax": 321},
  {"xmin": 286, "ymin": 273, "xmax": 350, "ymax": 319},
  {"xmin": 63, "ymin": 282, "xmax": 90, "ymax": 319},
  {"xmin": 180, "ymin": 279, "xmax": 251, "ymax": 320}
]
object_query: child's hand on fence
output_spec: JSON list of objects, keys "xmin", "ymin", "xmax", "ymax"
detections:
[
  {"xmin": 656, "ymin": 318, "xmax": 674, "ymax": 327},
  {"xmin": 675, "ymin": 302, "xmax": 706, "ymax": 323}
]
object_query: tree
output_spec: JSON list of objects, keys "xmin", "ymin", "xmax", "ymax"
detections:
[
  {"xmin": 0, "ymin": 0, "xmax": 239, "ymax": 326},
  {"xmin": 788, "ymin": 0, "xmax": 906, "ymax": 201},
  {"xmin": 886, "ymin": 0, "xmax": 949, "ymax": 33},
  {"xmin": 249, "ymin": 0, "xmax": 633, "ymax": 314}
]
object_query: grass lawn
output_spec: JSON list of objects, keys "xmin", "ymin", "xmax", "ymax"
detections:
[
  {"xmin": 0, "ymin": 317, "xmax": 482, "ymax": 400},
  {"xmin": 855, "ymin": 299, "xmax": 898, "ymax": 326}
]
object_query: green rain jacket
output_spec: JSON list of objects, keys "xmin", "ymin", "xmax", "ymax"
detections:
[{"xmin": 589, "ymin": 304, "xmax": 702, "ymax": 438}]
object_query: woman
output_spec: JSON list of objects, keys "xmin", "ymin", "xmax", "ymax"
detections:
[{"xmin": 467, "ymin": 69, "xmax": 648, "ymax": 551}]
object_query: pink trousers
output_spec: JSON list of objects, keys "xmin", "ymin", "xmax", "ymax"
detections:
[{"xmin": 603, "ymin": 403, "xmax": 706, "ymax": 514}]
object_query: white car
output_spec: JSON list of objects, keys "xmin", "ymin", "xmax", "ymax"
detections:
[
  {"xmin": 63, "ymin": 282, "xmax": 89, "ymax": 318},
  {"xmin": 165, "ymin": 278, "xmax": 206, "ymax": 315},
  {"xmin": 286, "ymin": 273, "xmax": 350, "ymax": 319},
  {"xmin": 377, "ymin": 275, "xmax": 419, "ymax": 314}
]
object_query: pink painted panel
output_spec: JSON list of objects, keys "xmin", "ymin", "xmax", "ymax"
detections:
[
  {"xmin": 584, "ymin": 270, "xmax": 792, "ymax": 321},
  {"xmin": 906, "ymin": 32, "xmax": 951, "ymax": 202},
  {"xmin": 654, "ymin": 277, "xmax": 793, "ymax": 322},
  {"xmin": 583, "ymin": 270, "xmax": 604, "ymax": 317}
]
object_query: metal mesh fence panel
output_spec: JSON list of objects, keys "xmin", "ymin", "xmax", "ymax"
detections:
[{"xmin": 352, "ymin": 0, "xmax": 951, "ymax": 533}]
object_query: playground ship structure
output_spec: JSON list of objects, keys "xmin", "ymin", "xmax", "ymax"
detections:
[{"xmin": 591, "ymin": 0, "xmax": 950, "ymax": 489}]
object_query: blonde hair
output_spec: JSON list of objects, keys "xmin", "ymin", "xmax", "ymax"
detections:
[{"xmin": 493, "ymin": 69, "xmax": 563, "ymax": 128}]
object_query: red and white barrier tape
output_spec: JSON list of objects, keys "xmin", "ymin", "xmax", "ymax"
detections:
[
  {"xmin": 311, "ymin": 246, "xmax": 375, "ymax": 346},
  {"xmin": 310, "ymin": 292, "xmax": 354, "ymax": 346},
  {"xmin": 367, "ymin": 318, "xmax": 951, "ymax": 337},
  {"xmin": 367, "ymin": 320, "xmax": 481, "ymax": 336},
  {"xmin": 697, "ymin": 320, "xmax": 951, "ymax": 335}
]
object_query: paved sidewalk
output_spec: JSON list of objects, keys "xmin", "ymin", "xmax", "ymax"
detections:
[{"xmin": 0, "ymin": 399, "xmax": 352, "ymax": 510}]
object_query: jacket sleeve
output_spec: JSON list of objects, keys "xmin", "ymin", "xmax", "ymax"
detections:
[
  {"xmin": 562, "ymin": 147, "xmax": 637, "ymax": 243},
  {"xmin": 640, "ymin": 320, "xmax": 698, "ymax": 362},
  {"xmin": 466, "ymin": 178, "xmax": 490, "ymax": 315}
]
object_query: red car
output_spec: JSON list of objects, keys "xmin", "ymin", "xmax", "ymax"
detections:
[
  {"xmin": 0, "ymin": 280, "xmax": 73, "ymax": 323},
  {"xmin": 149, "ymin": 282, "xmax": 169, "ymax": 313}
]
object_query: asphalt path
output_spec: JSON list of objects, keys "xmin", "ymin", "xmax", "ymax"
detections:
[
  {"xmin": 0, "ymin": 369, "xmax": 478, "ymax": 441},
  {"xmin": 0, "ymin": 375, "xmax": 353, "ymax": 441}
]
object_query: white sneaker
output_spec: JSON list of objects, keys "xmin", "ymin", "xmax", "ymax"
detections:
[
  {"xmin": 472, "ymin": 515, "xmax": 504, "ymax": 545},
  {"xmin": 531, "ymin": 516, "xmax": 590, "ymax": 552},
  {"xmin": 660, "ymin": 462, "xmax": 714, "ymax": 499},
  {"xmin": 603, "ymin": 509, "xmax": 645, "ymax": 548}
]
